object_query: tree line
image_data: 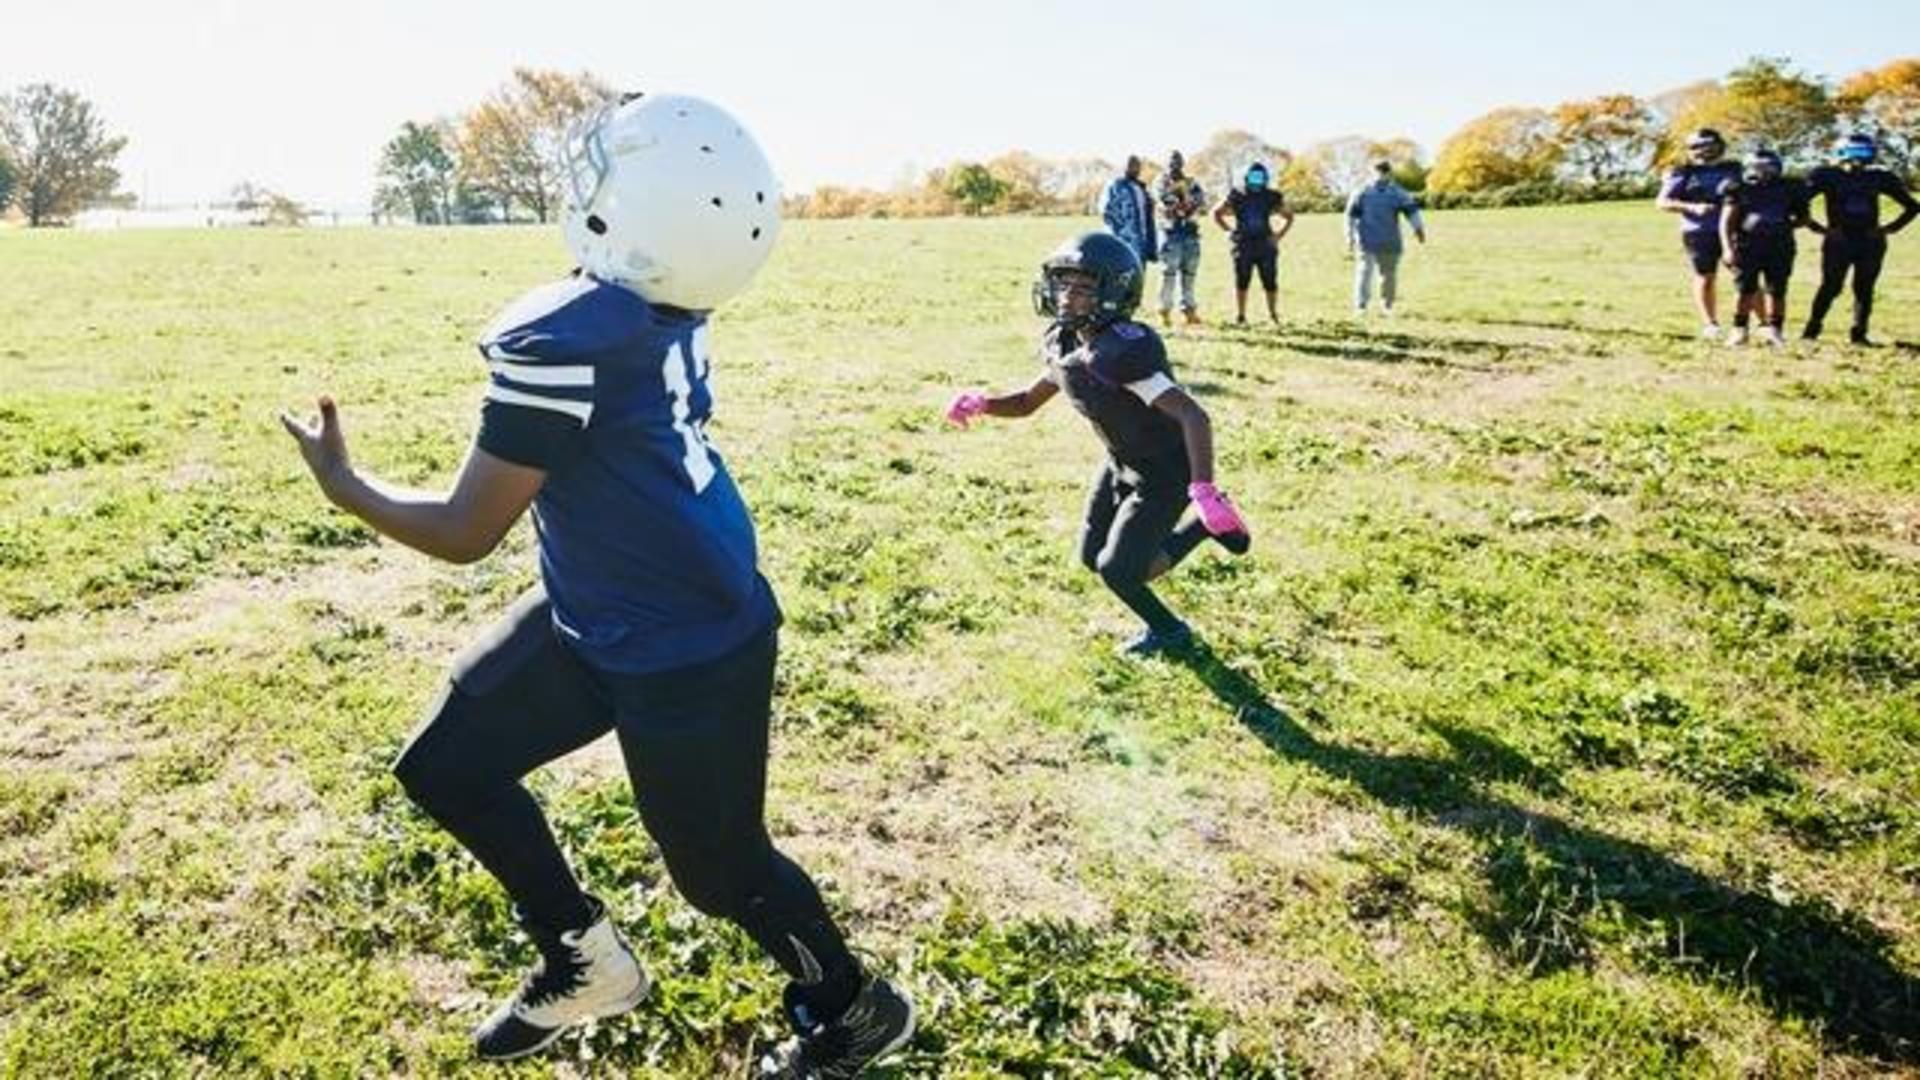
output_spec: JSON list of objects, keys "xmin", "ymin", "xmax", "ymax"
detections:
[{"xmin": 1, "ymin": 56, "xmax": 1913, "ymax": 228}]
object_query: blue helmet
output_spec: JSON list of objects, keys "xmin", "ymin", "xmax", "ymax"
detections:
[
  {"xmin": 1749, "ymin": 148, "xmax": 1783, "ymax": 181},
  {"xmin": 1244, "ymin": 162, "xmax": 1270, "ymax": 190},
  {"xmin": 1835, "ymin": 133, "xmax": 1877, "ymax": 164}
]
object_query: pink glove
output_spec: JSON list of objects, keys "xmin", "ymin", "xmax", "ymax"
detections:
[
  {"xmin": 1189, "ymin": 481, "xmax": 1248, "ymax": 537},
  {"xmin": 945, "ymin": 390, "xmax": 989, "ymax": 427}
]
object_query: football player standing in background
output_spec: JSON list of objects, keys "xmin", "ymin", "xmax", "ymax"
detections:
[
  {"xmin": 1717, "ymin": 149, "xmax": 1810, "ymax": 348},
  {"xmin": 281, "ymin": 94, "xmax": 913, "ymax": 1078},
  {"xmin": 1656, "ymin": 128, "xmax": 1744, "ymax": 340},
  {"xmin": 945, "ymin": 232, "xmax": 1252, "ymax": 657},
  {"xmin": 1802, "ymin": 133, "xmax": 1920, "ymax": 346}
]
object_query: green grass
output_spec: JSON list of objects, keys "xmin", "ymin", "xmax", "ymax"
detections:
[{"xmin": 1, "ymin": 203, "xmax": 1917, "ymax": 1077}]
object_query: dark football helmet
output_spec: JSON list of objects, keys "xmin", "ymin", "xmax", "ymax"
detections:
[{"xmin": 1032, "ymin": 231, "xmax": 1144, "ymax": 329}]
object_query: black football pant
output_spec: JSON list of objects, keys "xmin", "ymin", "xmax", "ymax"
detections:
[
  {"xmin": 1806, "ymin": 229, "xmax": 1887, "ymax": 339},
  {"xmin": 1079, "ymin": 453, "xmax": 1212, "ymax": 633},
  {"xmin": 392, "ymin": 587, "xmax": 860, "ymax": 1019},
  {"xmin": 1731, "ymin": 235, "xmax": 1793, "ymax": 331}
]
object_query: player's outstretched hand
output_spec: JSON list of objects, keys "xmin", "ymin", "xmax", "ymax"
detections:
[
  {"xmin": 945, "ymin": 390, "xmax": 989, "ymax": 428},
  {"xmin": 1189, "ymin": 481, "xmax": 1248, "ymax": 537},
  {"xmin": 280, "ymin": 396, "xmax": 354, "ymax": 496}
]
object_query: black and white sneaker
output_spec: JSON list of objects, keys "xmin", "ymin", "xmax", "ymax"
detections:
[
  {"xmin": 473, "ymin": 895, "xmax": 650, "ymax": 1061},
  {"xmin": 759, "ymin": 976, "xmax": 915, "ymax": 1079}
]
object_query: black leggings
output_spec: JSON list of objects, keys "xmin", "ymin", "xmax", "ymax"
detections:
[
  {"xmin": 392, "ymin": 588, "xmax": 859, "ymax": 1014},
  {"xmin": 1078, "ymin": 456, "xmax": 1210, "ymax": 632},
  {"xmin": 1807, "ymin": 230, "xmax": 1888, "ymax": 336}
]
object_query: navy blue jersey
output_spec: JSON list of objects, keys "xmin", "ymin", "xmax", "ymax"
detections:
[
  {"xmin": 1724, "ymin": 176, "xmax": 1809, "ymax": 238},
  {"xmin": 1806, "ymin": 165, "xmax": 1919, "ymax": 233},
  {"xmin": 1228, "ymin": 188, "xmax": 1286, "ymax": 250},
  {"xmin": 476, "ymin": 274, "xmax": 777, "ymax": 675},
  {"xmin": 1660, "ymin": 161, "xmax": 1743, "ymax": 236},
  {"xmin": 1042, "ymin": 320, "xmax": 1185, "ymax": 466}
]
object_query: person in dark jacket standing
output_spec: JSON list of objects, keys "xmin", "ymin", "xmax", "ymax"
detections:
[
  {"xmin": 1802, "ymin": 133, "xmax": 1920, "ymax": 346},
  {"xmin": 1102, "ymin": 155, "xmax": 1159, "ymax": 268}
]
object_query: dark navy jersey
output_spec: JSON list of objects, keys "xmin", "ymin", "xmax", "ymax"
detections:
[
  {"xmin": 476, "ymin": 274, "xmax": 777, "ymax": 675},
  {"xmin": 1660, "ymin": 161, "xmax": 1743, "ymax": 236},
  {"xmin": 1806, "ymin": 165, "xmax": 1919, "ymax": 233},
  {"xmin": 1724, "ymin": 176, "xmax": 1809, "ymax": 238},
  {"xmin": 1042, "ymin": 320, "xmax": 1184, "ymax": 466},
  {"xmin": 1228, "ymin": 188, "xmax": 1286, "ymax": 250}
]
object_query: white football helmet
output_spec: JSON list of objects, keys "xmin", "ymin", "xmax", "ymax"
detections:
[{"xmin": 560, "ymin": 93, "xmax": 781, "ymax": 311}]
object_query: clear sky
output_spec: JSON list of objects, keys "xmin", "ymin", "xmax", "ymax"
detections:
[{"xmin": 5, "ymin": 1, "xmax": 1914, "ymax": 210}]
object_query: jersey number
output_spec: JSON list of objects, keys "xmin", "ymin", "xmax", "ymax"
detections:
[{"xmin": 662, "ymin": 325, "xmax": 717, "ymax": 493}]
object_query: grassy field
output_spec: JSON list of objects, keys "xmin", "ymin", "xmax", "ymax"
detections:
[{"xmin": 1, "ymin": 203, "xmax": 1917, "ymax": 1078}]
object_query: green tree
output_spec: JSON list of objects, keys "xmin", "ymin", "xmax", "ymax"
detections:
[
  {"xmin": 946, "ymin": 163, "xmax": 1007, "ymax": 215},
  {"xmin": 1429, "ymin": 108, "xmax": 1562, "ymax": 194},
  {"xmin": 0, "ymin": 83, "xmax": 128, "ymax": 226},
  {"xmin": 457, "ymin": 68, "xmax": 615, "ymax": 223},
  {"xmin": 375, "ymin": 120, "xmax": 458, "ymax": 224},
  {"xmin": 0, "ymin": 148, "xmax": 16, "ymax": 215}
]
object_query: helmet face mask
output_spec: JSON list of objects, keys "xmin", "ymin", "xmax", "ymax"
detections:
[
  {"xmin": 559, "ymin": 93, "xmax": 782, "ymax": 311},
  {"xmin": 1835, "ymin": 134, "xmax": 1877, "ymax": 166},
  {"xmin": 1687, "ymin": 129, "xmax": 1726, "ymax": 164},
  {"xmin": 1750, "ymin": 149, "xmax": 1783, "ymax": 181},
  {"xmin": 1033, "ymin": 232, "xmax": 1143, "ymax": 330}
]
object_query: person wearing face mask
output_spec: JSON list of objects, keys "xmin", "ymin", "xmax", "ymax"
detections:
[
  {"xmin": 1345, "ymin": 161, "xmax": 1426, "ymax": 316},
  {"xmin": 1802, "ymin": 133, "xmax": 1920, "ymax": 346},
  {"xmin": 1656, "ymin": 128, "xmax": 1744, "ymax": 340},
  {"xmin": 1212, "ymin": 162, "xmax": 1295, "ymax": 325}
]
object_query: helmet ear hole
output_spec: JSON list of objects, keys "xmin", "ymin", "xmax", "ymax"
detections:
[{"xmin": 586, "ymin": 215, "xmax": 609, "ymax": 236}]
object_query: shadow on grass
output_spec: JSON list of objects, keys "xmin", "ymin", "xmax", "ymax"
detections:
[
  {"xmin": 1204, "ymin": 322, "xmax": 1519, "ymax": 373},
  {"xmin": 1172, "ymin": 641, "xmax": 1919, "ymax": 1064},
  {"xmin": 1421, "ymin": 312, "xmax": 1697, "ymax": 346}
]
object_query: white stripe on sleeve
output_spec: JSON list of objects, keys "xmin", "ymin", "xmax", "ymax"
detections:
[
  {"xmin": 488, "ymin": 359, "xmax": 595, "ymax": 387},
  {"xmin": 485, "ymin": 383, "xmax": 593, "ymax": 423},
  {"xmin": 1126, "ymin": 372, "xmax": 1175, "ymax": 406}
]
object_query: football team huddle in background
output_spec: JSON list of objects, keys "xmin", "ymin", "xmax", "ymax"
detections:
[
  {"xmin": 276, "ymin": 94, "xmax": 1915, "ymax": 1080},
  {"xmin": 1097, "ymin": 135, "xmax": 1916, "ymax": 348}
]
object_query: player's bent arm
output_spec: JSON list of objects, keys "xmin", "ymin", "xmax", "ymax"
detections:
[
  {"xmin": 1151, "ymin": 386, "xmax": 1215, "ymax": 485},
  {"xmin": 325, "ymin": 443, "xmax": 545, "ymax": 564},
  {"xmin": 1212, "ymin": 199, "xmax": 1234, "ymax": 232},
  {"xmin": 1275, "ymin": 206, "xmax": 1296, "ymax": 242},
  {"xmin": 1886, "ymin": 180, "xmax": 1920, "ymax": 235},
  {"xmin": 1718, "ymin": 203, "xmax": 1738, "ymax": 261},
  {"xmin": 984, "ymin": 373, "xmax": 1059, "ymax": 419}
]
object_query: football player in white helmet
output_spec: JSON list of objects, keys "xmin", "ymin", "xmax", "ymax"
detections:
[{"xmin": 282, "ymin": 93, "xmax": 912, "ymax": 1075}]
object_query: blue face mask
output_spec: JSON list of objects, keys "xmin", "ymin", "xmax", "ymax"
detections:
[{"xmin": 1246, "ymin": 170, "xmax": 1268, "ymax": 190}]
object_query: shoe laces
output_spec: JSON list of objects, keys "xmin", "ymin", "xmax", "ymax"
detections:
[{"xmin": 519, "ymin": 932, "xmax": 590, "ymax": 1009}]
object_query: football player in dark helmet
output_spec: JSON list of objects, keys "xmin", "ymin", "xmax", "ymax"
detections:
[
  {"xmin": 946, "ymin": 231, "xmax": 1252, "ymax": 657},
  {"xmin": 1802, "ymin": 133, "xmax": 1920, "ymax": 345},
  {"xmin": 1716, "ymin": 148, "xmax": 1810, "ymax": 347}
]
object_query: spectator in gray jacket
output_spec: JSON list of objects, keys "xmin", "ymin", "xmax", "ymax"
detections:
[{"xmin": 1346, "ymin": 162, "xmax": 1426, "ymax": 315}]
